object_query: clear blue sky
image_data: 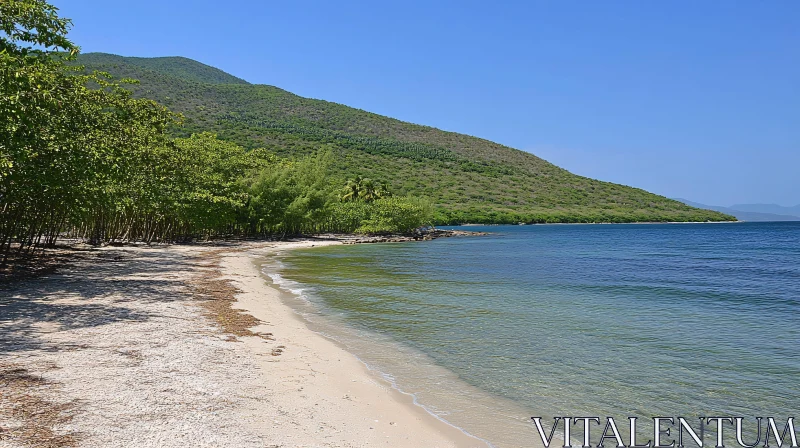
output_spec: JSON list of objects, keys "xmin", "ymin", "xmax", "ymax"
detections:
[{"xmin": 55, "ymin": 1, "xmax": 799, "ymax": 206}]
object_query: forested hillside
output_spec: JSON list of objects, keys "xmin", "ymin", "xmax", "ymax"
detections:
[
  {"xmin": 78, "ymin": 53, "xmax": 734, "ymax": 224},
  {"xmin": 1, "ymin": 1, "xmax": 431, "ymax": 264}
]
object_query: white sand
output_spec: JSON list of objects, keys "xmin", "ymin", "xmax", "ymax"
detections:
[{"xmin": 0, "ymin": 241, "xmax": 486, "ymax": 447}]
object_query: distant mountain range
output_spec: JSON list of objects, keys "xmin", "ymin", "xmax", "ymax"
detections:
[
  {"xmin": 728, "ymin": 203, "xmax": 800, "ymax": 216},
  {"xmin": 72, "ymin": 52, "xmax": 734, "ymax": 224},
  {"xmin": 675, "ymin": 199, "xmax": 800, "ymax": 222}
]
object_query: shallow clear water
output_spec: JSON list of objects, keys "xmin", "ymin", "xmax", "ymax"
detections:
[{"xmin": 269, "ymin": 222, "xmax": 800, "ymax": 447}]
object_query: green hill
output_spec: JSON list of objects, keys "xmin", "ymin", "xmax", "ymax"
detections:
[
  {"xmin": 78, "ymin": 53, "xmax": 250, "ymax": 85},
  {"xmin": 76, "ymin": 53, "xmax": 734, "ymax": 224}
]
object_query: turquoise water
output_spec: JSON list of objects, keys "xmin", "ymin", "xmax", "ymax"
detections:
[{"xmin": 269, "ymin": 222, "xmax": 800, "ymax": 447}]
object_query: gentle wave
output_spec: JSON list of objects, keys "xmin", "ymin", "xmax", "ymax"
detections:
[
  {"xmin": 260, "ymin": 260, "xmax": 501, "ymax": 447},
  {"xmin": 273, "ymin": 222, "xmax": 800, "ymax": 447}
]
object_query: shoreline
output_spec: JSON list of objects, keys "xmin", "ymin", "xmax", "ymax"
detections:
[
  {"xmin": 0, "ymin": 240, "xmax": 487, "ymax": 447},
  {"xmin": 255, "ymin": 240, "xmax": 548, "ymax": 448},
  {"xmin": 454, "ymin": 220, "xmax": 741, "ymax": 226},
  {"xmin": 219, "ymin": 240, "xmax": 488, "ymax": 447}
]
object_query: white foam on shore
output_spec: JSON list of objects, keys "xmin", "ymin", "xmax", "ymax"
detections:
[{"xmin": 264, "ymin": 270, "xmax": 308, "ymax": 300}]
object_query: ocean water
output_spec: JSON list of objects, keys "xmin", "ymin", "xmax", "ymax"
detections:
[{"xmin": 265, "ymin": 222, "xmax": 800, "ymax": 447}]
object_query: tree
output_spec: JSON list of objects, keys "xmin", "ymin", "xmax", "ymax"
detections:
[
  {"xmin": 0, "ymin": 0, "xmax": 177, "ymax": 259},
  {"xmin": 0, "ymin": 0, "xmax": 452, "ymax": 265},
  {"xmin": 1, "ymin": 0, "xmax": 85, "ymax": 259},
  {"xmin": 245, "ymin": 151, "xmax": 333, "ymax": 237},
  {"xmin": 341, "ymin": 176, "xmax": 362, "ymax": 202},
  {"xmin": 339, "ymin": 176, "xmax": 391, "ymax": 203}
]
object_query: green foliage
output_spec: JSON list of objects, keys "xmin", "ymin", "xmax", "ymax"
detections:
[
  {"xmin": 326, "ymin": 201, "xmax": 373, "ymax": 233},
  {"xmin": 243, "ymin": 153, "xmax": 428, "ymax": 235},
  {"xmin": 327, "ymin": 197, "xmax": 432, "ymax": 234},
  {"xmin": 339, "ymin": 175, "xmax": 391, "ymax": 203},
  {"xmin": 0, "ymin": 0, "xmax": 76, "ymax": 56},
  {"xmin": 154, "ymin": 133, "xmax": 271, "ymax": 234},
  {"xmin": 354, "ymin": 197, "xmax": 432, "ymax": 234},
  {"xmin": 0, "ymin": 1, "xmax": 735, "ymax": 266},
  {"xmin": 1, "ymin": 1, "xmax": 315, "ymax": 260},
  {"xmin": 0, "ymin": 1, "xmax": 189, "ymax": 258},
  {"xmin": 73, "ymin": 53, "xmax": 736, "ymax": 224},
  {"xmin": 245, "ymin": 151, "xmax": 333, "ymax": 235}
]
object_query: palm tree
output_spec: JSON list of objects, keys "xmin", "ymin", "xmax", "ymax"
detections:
[
  {"xmin": 359, "ymin": 178, "xmax": 378, "ymax": 202},
  {"xmin": 340, "ymin": 176, "xmax": 392, "ymax": 203},
  {"xmin": 340, "ymin": 176, "xmax": 362, "ymax": 202}
]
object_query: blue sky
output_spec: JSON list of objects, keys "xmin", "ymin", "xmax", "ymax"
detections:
[{"xmin": 55, "ymin": 1, "xmax": 799, "ymax": 206}]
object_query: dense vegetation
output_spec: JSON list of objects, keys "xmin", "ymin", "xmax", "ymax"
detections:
[
  {"xmin": 0, "ymin": 0, "xmax": 431, "ymax": 263},
  {"xmin": 1, "ymin": 1, "xmax": 735, "ymax": 263},
  {"xmin": 75, "ymin": 53, "xmax": 735, "ymax": 225}
]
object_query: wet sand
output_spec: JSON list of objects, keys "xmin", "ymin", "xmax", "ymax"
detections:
[{"xmin": 0, "ymin": 241, "xmax": 485, "ymax": 447}]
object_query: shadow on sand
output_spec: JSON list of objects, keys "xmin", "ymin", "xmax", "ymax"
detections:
[{"xmin": 0, "ymin": 248, "xmax": 200, "ymax": 356}]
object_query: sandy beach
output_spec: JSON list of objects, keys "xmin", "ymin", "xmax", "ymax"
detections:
[{"xmin": 0, "ymin": 241, "xmax": 486, "ymax": 447}]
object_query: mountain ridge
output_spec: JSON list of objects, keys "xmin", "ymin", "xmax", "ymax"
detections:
[
  {"xmin": 76, "ymin": 52, "xmax": 734, "ymax": 224},
  {"xmin": 729, "ymin": 203, "xmax": 800, "ymax": 216},
  {"xmin": 675, "ymin": 199, "xmax": 800, "ymax": 222},
  {"xmin": 78, "ymin": 52, "xmax": 250, "ymax": 85}
]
